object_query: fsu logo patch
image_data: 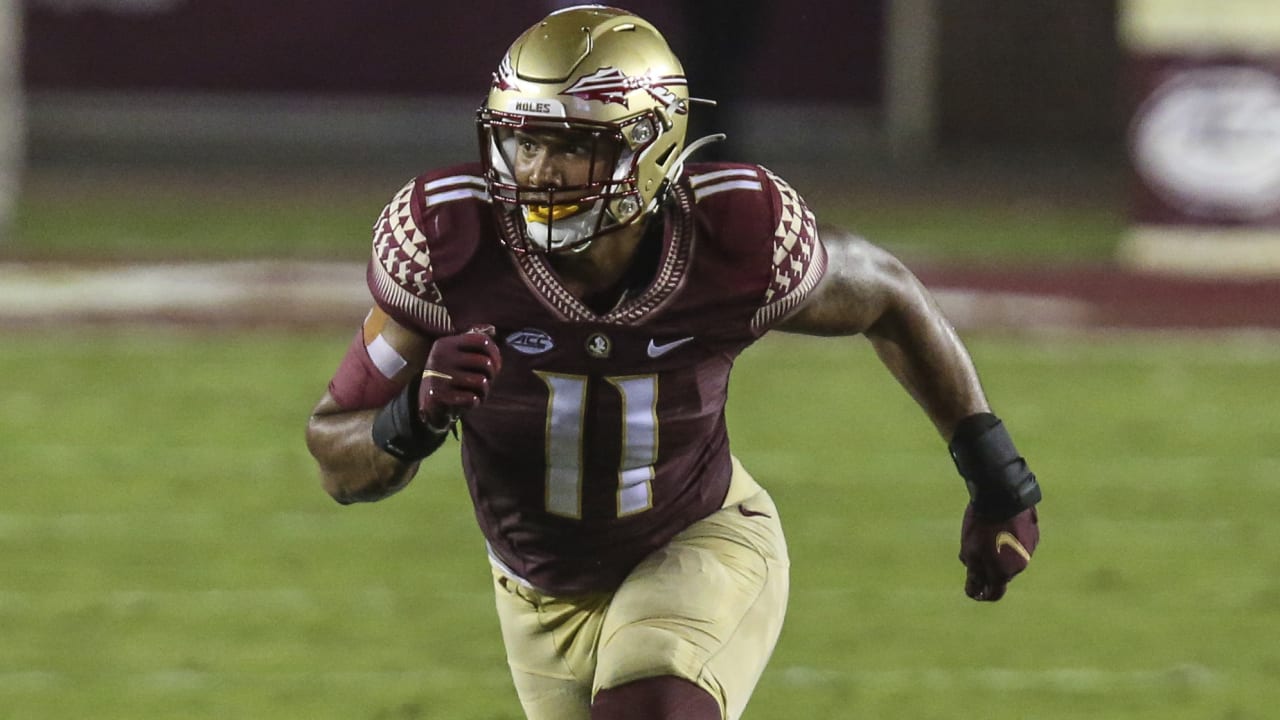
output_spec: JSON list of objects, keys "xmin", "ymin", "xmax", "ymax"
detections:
[{"xmin": 585, "ymin": 332, "xmax": 612, "ymax": 359}]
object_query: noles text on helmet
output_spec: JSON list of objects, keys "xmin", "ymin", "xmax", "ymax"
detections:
[{"xmin": 476, "ymin": 5, "xmax": 721, "ymax": 253}]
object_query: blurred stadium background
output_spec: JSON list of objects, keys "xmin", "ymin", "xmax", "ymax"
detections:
[{"xmin": 2, "ymin": 1, "xmax": 1278, "ymax": 719}]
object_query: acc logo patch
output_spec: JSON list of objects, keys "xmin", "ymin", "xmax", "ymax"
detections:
[{"xmin": 505, "ymin": 328, "xmax": 554, "ymax": 355}]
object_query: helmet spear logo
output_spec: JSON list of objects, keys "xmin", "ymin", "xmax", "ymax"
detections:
[
  {"xmin": 562, "ymin": 67, "xmax": 687, "ymax": 111},
  {"xmin": 491, "ymin": 54, "xmax": 520, "ymax": 92}
]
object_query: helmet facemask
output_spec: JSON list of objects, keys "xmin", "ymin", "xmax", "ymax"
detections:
[{"xmin": 479, "ymin": 111, "xmax": 662, "ymax": 253}]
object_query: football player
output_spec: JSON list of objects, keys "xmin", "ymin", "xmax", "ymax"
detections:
[{"xmin": 305, "ymin": 5, "xmax": 1042, "ymax": 720}]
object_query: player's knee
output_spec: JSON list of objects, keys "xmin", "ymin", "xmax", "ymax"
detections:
[{"xmin": 591, "ymin": 676, "xmax": 721, "ymax": 720}]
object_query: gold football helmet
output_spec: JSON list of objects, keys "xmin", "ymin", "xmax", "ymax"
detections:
[{"xmin": 477, "ymin": 5, "xmax": 717, "ymax": 252}]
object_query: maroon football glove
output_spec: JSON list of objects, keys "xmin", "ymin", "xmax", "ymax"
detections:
[
  {"xmin": 959, "ymin": 504, "xmax": 1038, "ymax": 602},
  {"xmin": 417, "ymin": 325, "xmax": 502, "ymax": 430}
]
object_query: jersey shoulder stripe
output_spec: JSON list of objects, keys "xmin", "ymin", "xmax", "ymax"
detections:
[
  {"xmin": 750, "ymin": 168, "xmax": 827, "ymax": 334},
  {"xmin": 688, "ymin": 167, "xmax": 764, "ymax": 201},
  {"xmin": 680, "ymin": 162, "xmax": 828, "ymax": 336},
  {"xmin": 423, "ymin": 174, "xmax": 488, "ymax": 206}
]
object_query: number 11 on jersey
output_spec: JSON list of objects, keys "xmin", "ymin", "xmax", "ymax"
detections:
[{"xmin": 534, "ymin": 372, "xmax": 658, "ymax": 519}]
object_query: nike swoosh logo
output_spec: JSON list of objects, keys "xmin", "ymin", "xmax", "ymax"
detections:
[
  {"xmin": 738, "ymin": 504, "xmax": 771, "ymax": 519},
  {"xmin": 995, "ymin": 531, "xmax": 1032, "ymax": 563},
  {"xmin": 646, "ymin": 336, "xmax": 695, "ymax": 358}
]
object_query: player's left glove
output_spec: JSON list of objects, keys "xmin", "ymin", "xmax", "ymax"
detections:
[
  {"xmin": 959, "ymin": 504, "xmax": 1038, "ymax": 602},
  {"xmin": 949, "ymin": 412, "xmax": 1042, "ymax": 602}
]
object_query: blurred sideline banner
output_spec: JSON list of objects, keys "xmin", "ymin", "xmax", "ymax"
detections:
[
  {"xmin": 24, "ymin": 1, "xmax": 880, "ymax": 102},
  {"xmin": 23, "ymin": 0, "xmax": 883, "ymax": 168},
  {"xmin": 1120, "ymin": 0, "xmax": 1280, "ymax": 276}
]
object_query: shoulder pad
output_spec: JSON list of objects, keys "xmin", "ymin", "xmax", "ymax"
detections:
[
  {"xmin": 681, "ymin": 164, "xmax": 827, "ymax": 335},
  {"xmin": 367, "ymin": 168, "xmax": 489, "ymax": 335}
]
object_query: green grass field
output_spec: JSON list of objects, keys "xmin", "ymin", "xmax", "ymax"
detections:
[{"xmin": 3, "ymin": 329, "xmax": 1277, "ymax": 719}]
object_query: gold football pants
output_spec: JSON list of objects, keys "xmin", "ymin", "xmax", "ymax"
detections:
[{"xmin": 492, "ymin": 457, "xmax": 790, "ymax": 720}]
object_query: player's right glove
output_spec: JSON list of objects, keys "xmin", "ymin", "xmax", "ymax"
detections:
[
  {"xmin": 948, "ymin": 412, "xmax": 1042, "ymax": 602},
  {"xmin": 372, "ymin": 325, "xmax": 502, "ymax": 462},
  {"xmin": 416, "ymin": 325, "xmax": 503, "ymax": 430}
]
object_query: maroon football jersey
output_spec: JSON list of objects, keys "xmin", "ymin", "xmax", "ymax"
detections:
[{"xmin": 367, "ymin": 162, "xmax": 827, "ymax": 594}]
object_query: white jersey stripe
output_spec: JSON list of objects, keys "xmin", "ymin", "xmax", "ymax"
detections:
[
  {"xmin": 689, "ymin": 168, "xmax": 759, "ymax": 187},
  {"xmin": 423, "ymin": 175, "xmax": 486, "ymax": 192},
  {"xmin": 424, "ymin": 188, "xmax": 489, "ymax": 206},
  {"xmin": 692, "ymin": 179, "xmax": 764, "ymax": 201}
]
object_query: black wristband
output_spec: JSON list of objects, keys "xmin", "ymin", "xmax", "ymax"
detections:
[
  {"xmin": 949, "ymin": 412, "xmax": 1041, "ymax": 520},
  {"xmin": 371, "ymin": 379, "xmax": 449, "ymax": 462}
]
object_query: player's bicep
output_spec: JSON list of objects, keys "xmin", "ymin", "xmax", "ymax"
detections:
[
  {"xmin": 367, "ymin": 307, "xmax": 433, "ymax": 380},
  {"xmin": 776, "ymin": 225, "xmax": 901, "ymax": 337},
  {"xmin": 322, "ymin": 307, "xmax": 433, "ymax": 412}
]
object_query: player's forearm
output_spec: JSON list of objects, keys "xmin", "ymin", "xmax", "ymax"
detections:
[
  {"xmin": 305, "ymin": 405, "xmax": 419, "ymax": 504},
  {"xmin": 865, "ymin": 287, "xmax": 989, "ymax": 440}
]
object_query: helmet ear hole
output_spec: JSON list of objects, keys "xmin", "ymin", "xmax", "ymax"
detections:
[{"xmin": 653, "ymin": 144, "xmax": 675, "ymax": 168}]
